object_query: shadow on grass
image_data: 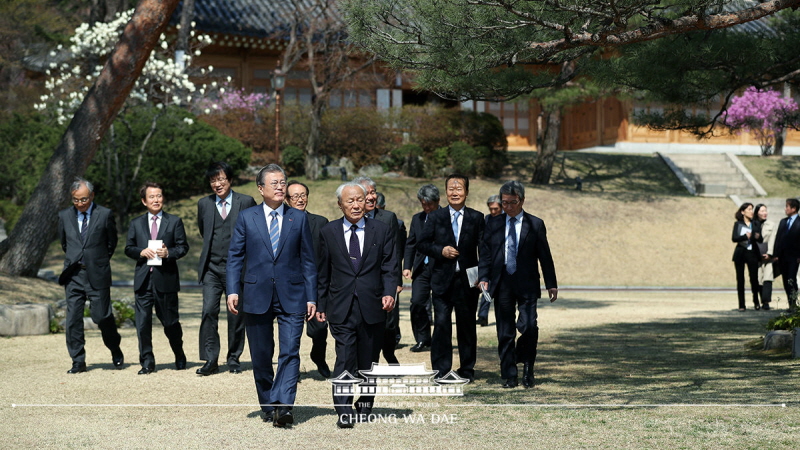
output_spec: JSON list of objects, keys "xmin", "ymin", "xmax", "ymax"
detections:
[
  {"xmin": 766, "ymin": 156, "xmax": 800, "ymax": 187},
  {"xmin": 466, "ymin": 309, "xmax": 798, "ymax": 405}
]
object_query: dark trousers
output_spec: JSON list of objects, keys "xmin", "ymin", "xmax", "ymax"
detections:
[
  {"xmin": 65, "ymin": 268, "xmax": 121, "ymax": 363},
  {"xmin": 477, "ymin": 297, "xmax": 491, "ymax": 321},
  {"xmin": 306, "ymin": 317, "xmax": 329, "ymax": 368},
  {"xmin": 779, "ymin": 257, "xmax": 799, "ymax": 308},
  {"xmin": 382, "ymin": 303, "xmax": 399, "ymax": 364},
  {"xmin": 430, "ymin": 273, "xmax": 478, "ymax": 380},
  {"xmin": 495, "ymin": 272, "xmax": 539, "ymax": 379},
  {"xmin": 735, "ymin": 251, "xmax": 761, "ymax": 309},
  {"xmin": 245, "ymin": 296, "xmax": 305, "ymax": 413},
  {"xmin": 134, "ymin": 273, "xmax": 184, "ymax": 368},
  {"xmin": 329, "ymin": 296, "xmax": 384, "ymax": 419},
  {"xmin": 199, "ymin": 262, "xmax": 245, "ymax": 367},
  {"xmin": 409, "ymin": 266, "xmax": 432, "ymax": 345}
]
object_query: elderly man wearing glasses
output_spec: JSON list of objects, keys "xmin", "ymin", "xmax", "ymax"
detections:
[
  {"xmin": 196, "ymin": 161, "xmax": 257, "ymax": 376},
  {"xmin": 57, "ymin": 177, "xmax": 124, "ymax": 374}
]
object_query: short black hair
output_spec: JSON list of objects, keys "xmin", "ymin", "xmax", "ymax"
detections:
[
  {"xmin": 287, "ymin": 180, "xmax": 310, "ymax": 196},
  {"xmin": 445, "ymin": 173, "xmax": 469, "ymax": 192},
  {"xmin": 139, "ymin": 181, "xmax": 163, "ymax": 199},
  {"xmin": 205, "ymin": 161, "xmax": 233, "ymax": 183},
  {"xmin": 786, "ymin": 198, "xmax": 800, "ymax": 212}
]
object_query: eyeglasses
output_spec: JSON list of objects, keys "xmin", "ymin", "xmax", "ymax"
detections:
[
  {"xmin": 209, "ymin": 178, "xmax": 228, "ymax": 185},
  {"xmin": 261, "ymin": 180, "xmax": 287, "ymax": 189},
  {"xmin": 72, "ymin": 197, "xmax": 91, "ymax": 204},
  {"xmin": 289, "ymin": 193, "xmax": 308, "ymax": 201},
  {"xmin": 501, "ymin": 200, "xmax": 520, "ymax": 206}
]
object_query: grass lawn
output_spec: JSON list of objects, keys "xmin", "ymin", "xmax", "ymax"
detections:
[{"xmin": 739, "ymin": 155, "xmax": 800, "ymax": 198}]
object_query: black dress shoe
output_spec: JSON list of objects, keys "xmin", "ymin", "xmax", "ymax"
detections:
[
  {"xmin": 762, "ymin": 303, "xmax": 771, "ymax": 311},
  {"xmin": 175, "ymin": 354, "xmax": 187, "ymax": 370},
  {"xmin": 316, "ymin": 362, "xmax": 332, "ymax": 378},
  {"xmin": 229, "ymin": 368, "xmax": 242, "ymax": 374},
  {"xmin": 409, "ymin": 342, "xmax": 430, "ymax": 353},
  {"xmin": 754, "ymin": 304, "xmax": 761, "ymax": 310},
  {"xmin": 112, "ymin": 350, "xmax": 124, "ymax": 370},
  {"xmin": 337, "ymin": 414, "xmax": 354, "ymax": 429},
  {"xmin": 196, "ymin": 361, "xmax": 219, "ymax": 376},
  {"xmin": 138, "ymin": 366, "xmax": 154, "ymax": 375},
  {"xmin": 273, "ymin": 407, "xmax": 294, "ymax": 427},
  {"xmin": 67, "ymin": 362, "xmax": 87, "ymax": 374},
  {"xmin": 522, "ymin": 363, "xmax": 534, "ymax": 388},
  {"xmin": 476, "ymin": 317, "xmax": 489, "ymax": 327},
  {"xmin": 502, "ymin": 377, "xmax": 518, "ymax": 388}
]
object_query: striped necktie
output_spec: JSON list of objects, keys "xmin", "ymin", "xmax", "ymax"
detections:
[{"xmin": 269, "ymin": 211, "xmax": 280, "ymax": 255}]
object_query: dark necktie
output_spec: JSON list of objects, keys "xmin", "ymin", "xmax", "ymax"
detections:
[
  {"xmin": 507, "ymin": 217, "xmax": 517, "ymax": 275},
  {"xmin": 80, "ymin": 212, "xmax": 88, "ymax": 243},
  {"xmin": 349, "ymin": 224, "xmax": 361, "ymax": 271},
  {"xmin": 269, "ymin": 211, "xmax": 280, "ymax": 255}
]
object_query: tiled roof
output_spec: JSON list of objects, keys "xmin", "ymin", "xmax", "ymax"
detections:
[{"xmin": 174, "ymin": 0, "xmax": 343, "ymax": 38}]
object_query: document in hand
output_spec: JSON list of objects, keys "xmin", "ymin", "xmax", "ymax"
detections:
[
  {"xmin": 147, "ymin": 240, "xmax": 163, "ymax": 266},
  {"xmin": 466, "ymin": 266, "xmax": 493, "ymax": 304}
]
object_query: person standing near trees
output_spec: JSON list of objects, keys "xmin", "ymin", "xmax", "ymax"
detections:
[
  {"xmin": 753, "ymin": 204, "xmax": 776, "ymax": 311},
  {"xmin": 196, "ymin": 161, "xmax": 256, "ymax": 376},
  {"xmin": 125, "ymin": 182, "xmax": 190, "ymax": 374},
  {"xmin": 732, "ymin": 202, "xmax": 760, "ymax": 312},
  {"xmin": 58, "ymin": 177, "xmax": 124, "ymax": 374},
  {"xmin": 771, "ymin": 198, "xmax": 800, "ymax": 311}
]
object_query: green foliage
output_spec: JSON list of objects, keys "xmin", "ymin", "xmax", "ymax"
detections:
[
  {"xmin": 386, "ymin": 144, "xmax": 424, "ymax": 177},
  {"xmin": 320, "ymin": 107, "xmax": 395, "ymax": 168},
  {"xmin": 449, "ymin": 141, "xmax": 476, "ymax": 175},
  {"xmin": 398, "ymin": 105, "xmax": 461, "ymax": 152},
  {"xmin": 766, "ymin": 311, "xmax": 800, "ymax": 332},
  {"xmin": 49, "ymin": 317, "xmax": 63, "ymax": 334},
  {"xmin": 112, "ymin": 299, "xmax": 135, "ymax": 327},
  {"xmin": 0, "ymin": 113, "xmax": 64, "ymax": 231},
  {"xmin": 282, "ymin": 145, "xmax": 306, "ymax": 176},
  {"xmin": 86, "ymin": 105, "xmax": 250, "ymax": 218}
]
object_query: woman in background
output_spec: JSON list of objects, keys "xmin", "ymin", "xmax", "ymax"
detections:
[
  {"xmin": 732, "ymin": 203, "xmax": 760, "ymax": 311},
  {"xmin": 753, "ymin": 204, "xmax": 776, "ymax": 311}
]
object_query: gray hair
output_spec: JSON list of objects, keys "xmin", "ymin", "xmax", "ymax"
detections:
[
  {"xmin": 487, "ymin": 194, "xmax": 500, "ymax": 206},
  {"xmin": 499, "ymin": 180, "xmax": 525, "ymax": 200},
  {"xmin": 376, "ymin": 192, "xmax": 386, "ymax": 208},
  {"xmin": 336, "ymin": 182, "xmax": 367, "ymax": 201},
  {"xmin": 256, "ymin": 164, "xmax": 286, "ymax": 186},
  {"xmin": 352, "ymin": 176, "xmax": 376, "ymax": 191},
  {"xmin": 417, "ymin": 184, "xmax": 440, "ymax": 203},
  {"xmin": 70, "ymin": 177, "xmax": 94, "ymax": 194}
]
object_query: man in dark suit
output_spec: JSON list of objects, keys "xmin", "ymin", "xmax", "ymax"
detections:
[
  {"xmin": 57, "ymin": 178, "xmax": 123, "ymax": 374},
  {"xmin": 418, "ymin": 174, "xmax": 484, "ymax": 382},
  {"xmin": 479, "ymin": 181, "xmax": 558, "ymax": 389},
  {"xmin": 354, "ymin": 177, "xmax": 402, "ymax": 359},
  {"xmin": 196, "ymin": 161, "xmax": 257, "ymax": 376},
  {"xmin": 226, "ymin": 165, "xmax": 317, "ymax": 428},
  {"xmin": 477, "ymin": 194, "xmax": 503, "ymax": 327},
  {"xmin": 286, "ymin": 180, "xmax": 331, "ymax": 378},
  {"xmin": 771, "ymin": 198, "xmax": 800, "ymax": 311},
  {"xmin": 377, "ymin": 191, "xmax": 405, "ymax": 363},
  {"xmin": 125, "ymin": 182, "xmax": 190, "ymax": 375},
  {"xmin": 316, "ymin": 182, "xmax": 397, "ymax": 429},
  {"xmin": 403, "ymin": 184, "xmax": 440, "ymax": 353}
]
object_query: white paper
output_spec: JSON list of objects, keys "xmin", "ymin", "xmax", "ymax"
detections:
[
  {"xmin": 466, "ymin": 266, "xmax": 493, "ymax": 303},
  {"xmin": 147, "ymin": 240, "xmax": 163, "ymax": 266}
]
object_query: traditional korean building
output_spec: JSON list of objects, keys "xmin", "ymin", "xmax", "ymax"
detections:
[{"xmin": 329, "ymin": 363, "xmax": 469, "ymax": 397}]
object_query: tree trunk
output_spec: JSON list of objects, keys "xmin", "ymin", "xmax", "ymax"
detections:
[
  {"xmin": 174, "ymin": 0, "xmax": 195, "ymax": 70},
  {"xmin": 531, "ymin": 109, "xmax": 562, "ymax": 185},
  {"xmin": 0, "ymin": 0, "xmax": 181, "ymax": 277},
  {"xmin": 305, "ymin": 95, "xmax": 326, "ymax": 180},
  {"xmin": 774, "ymin": 128, "xmax": 785, "ymax": 156}
]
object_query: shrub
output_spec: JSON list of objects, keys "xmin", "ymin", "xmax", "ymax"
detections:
[
  {"xmin": 282, "ymin": 145, "xmax": 306, "ymax": 176},
  {"xmin": 398, "ymin": 105, "xmax": 461, "ymax": 152},
  {"xmin": 449, "ymin": 141, "xmax": 477, "ymax": 176},
  {"xmin": 321, "ymin": 107, "xmax": 396, "ymax": 169},
  {"xmin": 766, "ymin": 311, "xmax": 800, "ymax": 331},
  {"xmin": 387, "ymin": 144, "xmax": 424, "ymax": 177}
]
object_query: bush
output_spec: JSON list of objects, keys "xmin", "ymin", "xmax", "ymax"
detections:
[
  {"xmin": 282, "ymin": 145, "xmax": 305, "ymax": 176},
  {"xmin": 766, "ymin": 311, "xmax": 800, "ymax": 331},
  {"xmin": 0, "ymin": 113, "xmax": 64, "ymax": 231},
  {"xmin": 387, "ymin": 144, "xmax": 424, "ymax": 177},
  {"xmin": 398, "ymin": 105, "xmax": 461, "ymax": 152},
  {"xmin": 86, "ymin": 105, "xmax": 250, "ymax": 223},
  {"xmin": 321, "ymin": 107, "xmax": 396, "ymax": 169},
  {"xmin": 460, "ymin": 111, "xmax": 508, "ymax": 177},
  {"xmin": 449, "ymin": 141, "xmax": 477, "ymax": 176}
]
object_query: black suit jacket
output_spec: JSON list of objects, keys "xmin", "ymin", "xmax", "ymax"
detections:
[
  {"xmin": 306, "ymin": 211, "xmax": 329, "ymax": 264},
  {"xmin": 196, "ymin": 190, "xmax": 257, "ymax": 282},
  {"xmin": 404, "ymin": 211, "xmax": 428, "ymax": 278},
  {"xmin": 417, "ymin": 205, "xmax": 484, "ymax": 296},
  {"xmin": 772, "ymin": 215, "xmax": 800, "ymax": 261},
  {"xmin": 479, "ymin": 211, "xmax": 558, "ymax": 299},
  {"xmin": 58, "ymin": 204, "xmax": 117, "ymax": 288},
  {"xmin": 370, "ymin": 208, "xmax": 402, "ymax": 286},
  {"xmin": 317, "ymin": 217, "xmax": 397, "ymax": 325},
  {"xmin": 124, "ymin": 212, "xmax": 189, "ymax": 293}
]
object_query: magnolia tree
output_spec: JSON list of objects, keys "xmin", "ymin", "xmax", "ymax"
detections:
[
  {"xmin": 34, "ymin": 9, "xmax": 218, "ymax": 228},
  {"xmin": 724, "ymin": 87, "xmax": 799, "ymax": 156}
]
